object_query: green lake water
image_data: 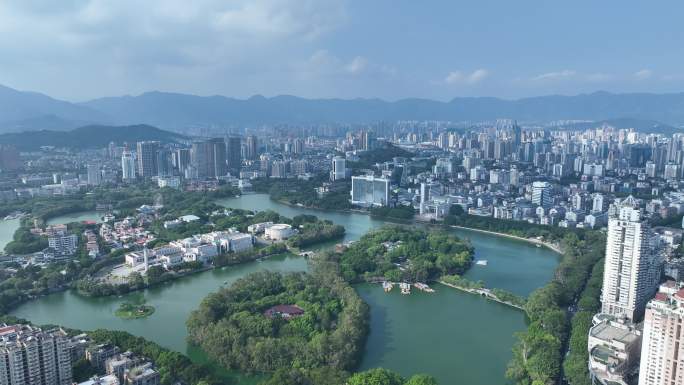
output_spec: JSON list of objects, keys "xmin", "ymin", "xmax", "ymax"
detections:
[
  {"xmin": 0, "ymin": 218, "xmax": 20, "ymax": 252},
  {"xmin": 9, "ymin": 194, "xmax": 561, "ymax": 385}
]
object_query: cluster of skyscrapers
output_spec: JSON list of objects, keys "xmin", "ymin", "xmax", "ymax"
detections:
[
  {"xmin": 0, "ymin": 324, "xmax": 72, "ymax": 385},
  {"xmin": 121, "ymin": 136, "xmax": 245, "ymax": 182},
  {"xmin": 589, "ymin": 197, "xmax": 684, "ymax": 385}
]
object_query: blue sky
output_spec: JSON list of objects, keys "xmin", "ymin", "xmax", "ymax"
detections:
[{"xmin": 0, "ymin": 0, "xmax": 682, "ymax": 101}]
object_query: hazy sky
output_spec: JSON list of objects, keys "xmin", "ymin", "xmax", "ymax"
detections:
[{"xmin": 1, "ymin": 0, "xmax": 682, "ymax": 101}]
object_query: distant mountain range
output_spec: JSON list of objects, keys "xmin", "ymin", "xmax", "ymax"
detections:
[
  {"xmin": 1, "ymin": 84, "xmax": 684, "ymax": 133},
  {"xmin": 0, "ymin": 85, "xmax": 109, "ymax": 131},
  {"xmin": 0, "ymin": 124, "xmax": 186, "ymax": 151}
]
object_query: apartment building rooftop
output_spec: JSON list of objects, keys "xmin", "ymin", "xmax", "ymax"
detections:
[
  {"xmin": 589, "ymin": 321, "xmax": 640, "ymax": 345},
  {"xmin": 0, "ymin": 323, "xmax": 67, "ymax": 345}
]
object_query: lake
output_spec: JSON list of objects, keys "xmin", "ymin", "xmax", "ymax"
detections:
[
  {"xmin": 10, "ymin": 194, "xmax": 560, "ymax": 385},
  {"xmin": 0, "ymin": 218, "xmax": 20, "ymax": 252}
]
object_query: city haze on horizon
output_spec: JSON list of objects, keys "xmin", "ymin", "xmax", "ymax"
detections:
[{"xmin": 1, "ymin": 0, "xmax": 683, "ymax": 102}]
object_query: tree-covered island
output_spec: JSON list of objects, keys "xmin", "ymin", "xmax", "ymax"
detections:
[
  {"xmin": 186, "ymin": 269, "xmax": 369, "ymax": 376},
  {"xmin": 114, "ymin": 296, "xmax": 155, "ymax": 319},
  {"xmin": 331, "ymin": 226, "xmax": 474, "ymax": 283}
]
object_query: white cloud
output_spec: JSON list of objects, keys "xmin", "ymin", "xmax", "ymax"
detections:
[
  {"xmin": 305, "ymin": 50, "xmax": 342, "ymax": 71},
  {"xmin": 346, "ymin": 56, "xmax": 368, "ymax": 75},
  {"xmin": 0, "ymin": 0, "xmax": 346, "ymax": 51},
  {"xmin": 634, "ymin": 69, "xmax": 653, "ymax": 80},
  {"xmin": 0, "ymin": 0, "xmax": 349, "ymax": 99},
  {"xmin": 531, "ymin": 70, "xmax": 576, "ymax": 81},
  {"xmin": 469, "ymin": 69, "xmax": 489, "ymax": 83},
  {"xmin": 444, "ymin": 69, "xmax": 489, "ymax": 85}
]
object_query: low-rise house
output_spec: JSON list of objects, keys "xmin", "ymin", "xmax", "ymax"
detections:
[
  {"xmin": 124, "ymin": 363, "xmax": 160, "ymax": 385},
  {"xmin": 48, "ymin": 233, "xmax": 79, "ymax": 257},
  {"xmin": 67, "ymin": 333, "xmax": 91, "ymax": 363},
  {"xmin": 162, "ymin": 220, "xmax": 182, "ymax": 229},
  {"xmin": 87, "ymin": 344, "xmax": 121, "ymax": 371},
  {"xmin": 264, "ymin": 305, "xmax": 305, "ymax": 320},
  {"xmin": 125, "ymin": 252, "xmax": 147, "ymax": 267},
  {"xmin": 228, "ymin": 233, "xmax": 254, "ymax": 253},
  {"xmin": 76, "ymin": 374, "xmax": 120, "ymax": 385},
  {"xmin": 158, "ymin": 252, "xmax": 184, "ymax": 269},
  {"xmin": 106, "ymin": 351, "xmax": 139, "ymax": 383},
  {"xmin": 247, "ymin": 222, "xmax": 274, "ymax": 234},
  {"xmin": 178, "ymin": 215, "xmax": 200, "ymax": 223}
]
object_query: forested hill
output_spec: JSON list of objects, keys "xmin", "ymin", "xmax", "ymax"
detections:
[{"xmin": 0, "ymin": 124, "xmax": 186, "ymax": 150}]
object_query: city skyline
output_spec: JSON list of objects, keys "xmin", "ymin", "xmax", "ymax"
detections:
[
  {"xmin": 3, "ymin": 3, "xmax": 684, "ymax": 385},
  {"xmin": 2, "ymin": 114, "xmax": 684, "ymax": 385}
]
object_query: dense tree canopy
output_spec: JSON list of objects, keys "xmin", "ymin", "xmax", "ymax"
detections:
[
  {"xmin": 346, "ymin": 145, "xmax": 415, "ymax": 170},
  {"xmin": 88, "ymin": 329, "xmax": 219, "ymax": 385},
  {"xmin": 332, "ymin": 226, "xmax": 473, "ymax": 283},
  {"xmin": 187, "ymin": 270, "xmax": 369, "ymax": 374},
  {"xmin": 347, "ymin": 368, "xmax": 438, "ymax": 385},
  {"xmin": 563, "ymin": 259, "xmax": 604, "ymax": 385},
  {"xmin": 252, "ymin": 176, "xmax": 352, "ymax": 211},
  {"xmin": 506, "ymin": 232, "xmax": 605, "ymax": 385},
  {"xmin": 370, "ymin": 206, "xmax": 415, "ymax": 220},
  {"xmin": 0, "ymin": 261, "xmax": 82, "ymax": 313},
  {"xmin": 258, "ymin": 367, "xmax": 437, "ymax": 385},
  {"xmin": 4, "ymin": 225, "xmax": 48, "ymax": 254},
  {"xmin": 286, "ymin": 216, "xmax": 345, "ymax": 249}
]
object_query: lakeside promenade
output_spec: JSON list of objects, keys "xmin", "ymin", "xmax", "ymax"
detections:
[{"xmin": 447, "ymin": 225, "xmax": 563, "ymax": 254}]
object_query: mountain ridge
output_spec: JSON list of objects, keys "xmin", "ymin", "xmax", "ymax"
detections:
[
  {"xmin": 0, "ymin": 84, "xmax": 110, "ymax": 130},
  {"xmin": 1, "ymin": 84, "xmax": 684, "ymax": 133},
  {"xmin": 0, "ymin": 124, "xmax": 186, "ymax": 150}
]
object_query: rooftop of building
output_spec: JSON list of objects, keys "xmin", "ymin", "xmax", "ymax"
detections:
[
  {"xmin": 264, "ymin": 304, "xmax": 305, "ymax": 319},
  {"xmin": 87, "ymin": 343, "xmax": 119, "ymax": 353},
  {"xmin": 127, "ymin": 363, "xmax": 157, "ymax": 379},
  {"xmin": 0, "ymin": 325, "xmax": 18, "ymax": 336},
  {"xmin": 589, "ymin": 321, "xmax": 640, "ymax": 345},
  {"xmin": 654, "ymin": 292, "xmax": 669, "ymax": 302},
  {"xmin": 675, "ymin": 288, "xmax": 684, "ymax": 301},
  {"xmin": 76, "ymin": 374, "xmax": 119, "ymax": 385},
  {"xmin": 591, "ymin": 345, "xmax": 621, "ymax": 367},
  {"xmin": 647, "ymin": 284, "xmax": 684, "ymax": 312},
  {"xmin": 0, "ymin": 324, "xmax": 67, "ymax": 346}
]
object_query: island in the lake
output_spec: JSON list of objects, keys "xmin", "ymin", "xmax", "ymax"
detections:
[{"xmin": 115, "ymin": 300, "xmax": 155, "ymax": 319}]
